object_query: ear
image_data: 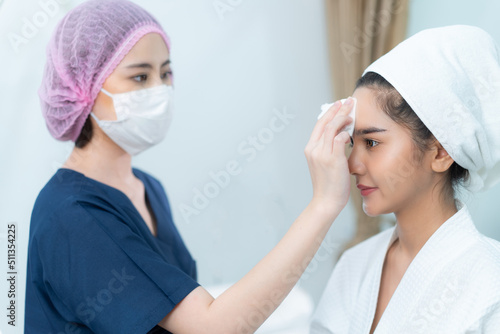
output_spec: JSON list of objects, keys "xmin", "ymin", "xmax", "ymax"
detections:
[{"xmin": 430, "ymin": 141, "xmax": 454, "ymax": 173}]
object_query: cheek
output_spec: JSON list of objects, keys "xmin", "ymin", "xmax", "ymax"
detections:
[
  {"xmin": 92, "ymin": 93, "xmax": 118, "ymax": 121},
  {"xmin": 374, "ymin": 145, "xmax": 419, "ymax": 194}
]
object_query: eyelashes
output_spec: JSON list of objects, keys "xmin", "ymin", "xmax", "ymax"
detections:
[
  {"xmin": 366, "ymin": 139, "xmax": 379, "ymax": 148},
  {"xmin": 132, "ymin": 71, "xmax": 173, "ymax": 82},
  {"xmin": 349, "ymin": 138, "xmax": 380, "ymax": 149},
  {"xmin": 161, "ymin": 71, "xmax": 173, "ymax": 79}
]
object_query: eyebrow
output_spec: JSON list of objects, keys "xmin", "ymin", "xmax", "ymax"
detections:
[
  {"xmin": 354, "ymin": 127, "xmax": 387, "ymax": 136},
  {"xmin": 125, "ymin": 59, "xmax": 171, "ymax": 69}
]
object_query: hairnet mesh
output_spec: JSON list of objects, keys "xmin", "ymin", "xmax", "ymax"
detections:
[{"xmin": 39, "ymin": 0, "xmax": 170, "ymax": 142}]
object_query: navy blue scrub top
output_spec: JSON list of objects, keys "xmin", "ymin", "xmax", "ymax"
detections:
[{"xmin": 25, "ymin": 167, "xmax": 199, "ymax": 334}]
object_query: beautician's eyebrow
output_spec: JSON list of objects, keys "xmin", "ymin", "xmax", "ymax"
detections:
[
  {"xmin": 125, "ymin": 59, "xmax": 170, "ymax": 69},
  {"xmin": 354, "ymin": 127, "xmax": 387, "ymax": 136}
]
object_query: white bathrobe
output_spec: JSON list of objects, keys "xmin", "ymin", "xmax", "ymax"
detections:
[{"xmin": 310, "ymin": 200, "xmax": 500, "ymax": 333}]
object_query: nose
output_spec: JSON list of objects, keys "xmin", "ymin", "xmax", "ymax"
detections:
[
  {"xmin": 347, "ymin": 141, "xmax": 365, "ymax": 176},
  {"xmin": 151, "ymin": 74, "xmax": 171, "ymax": 87},
  {"xmin": 149, "ymin": 66, "xmax": 173, "ymax": 87}
]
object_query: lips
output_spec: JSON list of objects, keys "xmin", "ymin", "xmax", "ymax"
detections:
[{"xmin": 357, "ymin": 184, "xmax": 377, "ymax": 196}]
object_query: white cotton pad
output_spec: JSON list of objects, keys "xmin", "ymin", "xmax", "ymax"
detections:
[{"xmin": 317, "ymin": 98, "xmax": 357, "ymax": 137}]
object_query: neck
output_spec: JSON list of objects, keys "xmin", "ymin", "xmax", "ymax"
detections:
[
  {"xmin": 392, "ymin": 190, "xmax": 457, "ymax": 259},
  {"xmin": 62, "ymin": 130, "xmax": 136, "ymax": 187}
]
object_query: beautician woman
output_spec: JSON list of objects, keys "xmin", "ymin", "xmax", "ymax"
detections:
[{"xmin": 24, "ymin": 0, "xmax": 354, "ymax": 333}]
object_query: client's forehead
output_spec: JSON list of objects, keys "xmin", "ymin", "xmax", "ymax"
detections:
[{"xmin": 352, "ymin": 87, "xmax": 395, "ymax": 132}]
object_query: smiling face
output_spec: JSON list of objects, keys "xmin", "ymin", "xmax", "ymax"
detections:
[{"xmin": 348, "ymin": 87, "xmax": 441, "ymax": 217}]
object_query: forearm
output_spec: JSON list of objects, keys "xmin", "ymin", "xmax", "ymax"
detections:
[{"xmin": 205, "ymin": 199, "xmax": 340, "ymax": 333}]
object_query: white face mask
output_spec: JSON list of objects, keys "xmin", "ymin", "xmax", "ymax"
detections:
[{"xmin": 90, "ymin": 84, "xmax": 174, "ymax": 156}]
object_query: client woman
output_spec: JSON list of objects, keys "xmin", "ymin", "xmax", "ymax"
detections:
[{"xmin": 311, "ymin": 25, "xmax": 500, "ymax": 334}]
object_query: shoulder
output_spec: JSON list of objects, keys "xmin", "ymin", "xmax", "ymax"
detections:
[
  {"xmin": 30, "ymin": 170, "xmax": 125, "ymax": 241},
  {"xmin": 467, "ymin": 233, "xmax": 500, "ymax": 279},
  {"xmin": 463, "ymin": 230, "xmax": 500, "ymax": 273},
  {"xmin": 31, "ymin": 194, "xmax": 103, "ymax": 239},
  {"xmin": 448, "ymin": 231, "xmax": 500, "ymax": 315},
  {"xmin": 479, "ymin": 234, "xmax": 500, "ymax": 256},
  {"xmin": 31, "ymin": 169, "xmax": 87, "ymax": 228}
]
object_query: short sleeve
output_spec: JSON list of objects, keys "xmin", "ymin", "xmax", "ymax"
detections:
[{"xmin": 33, "ymin": 197, "xmax": 200, "ymax": 333}]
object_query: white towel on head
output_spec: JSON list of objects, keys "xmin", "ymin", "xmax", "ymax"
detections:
[
  {"xmin": 317, "ymin": 98, "xmax": 357, "ymax": 137},
  {"xmin": 364, "ymin": 25, "xmax": 500, "ymax": 192}
]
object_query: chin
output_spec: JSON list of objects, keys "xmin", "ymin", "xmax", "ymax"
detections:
[
  {"xmin": 362, "ymin": 202, "xmax": 380, "ymax": 217},
  {"xmin": 361, "ymin": 199, "xmax": 393, "ymax": 217}
]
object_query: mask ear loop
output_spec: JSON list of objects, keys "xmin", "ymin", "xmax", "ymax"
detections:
[
  {"xmin": 90, "ymin": 89, "xmax": 115, "ymax": 123},
  {"xmin": 100, "ymin": 88, "xmax": 114, "ymax": 98},
  {"xmin": 89, "ymin": 112, "xmax": 102, "ymax": 123}
]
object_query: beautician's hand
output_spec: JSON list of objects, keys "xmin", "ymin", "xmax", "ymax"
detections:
[{"xmin": 304, "ymin": 98, "xmax": 354, "ymax": 217}]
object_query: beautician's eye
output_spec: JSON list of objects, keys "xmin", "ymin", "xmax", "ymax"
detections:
[
  {"xmin": 133, "ymin": 74, "xmax": 148, "ymax": 82},
  {"xmin": 366, "ymin": 139, "xmax": 379, "ymax": 148},
  {"xmin": 161, "ymin": 71, "xmax": 173, "ymax": 80}
]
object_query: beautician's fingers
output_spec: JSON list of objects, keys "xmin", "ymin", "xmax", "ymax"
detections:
[
  {"xmin": 306, "ymin": 97, "xmax": 355, "ymax": 152},
  {"xmin": 333, "ymin": 131, "xmax": 352, "ymax": 156},
  {"xmin": 304, "ymin": 98, "xmax": 355, "ymax": 214},
  {"xmin": 305, "ymin": 100, "xmax": 342, "ymax": 150},
  {"xmin": 305, "ymin": 128, "xmax": 352, "ymax": 213},
  {"xmin": 318, "ymin": 97, "xmax": 354, "ymax": 151},
  {"xmin": 321, "ymin": 115, "xmax": 353, "ymax": 155}
]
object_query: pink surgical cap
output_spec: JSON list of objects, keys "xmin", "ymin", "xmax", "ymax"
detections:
[{"xmin": 39, "ymin": 0, "xmax": 171, "ymax": 142}]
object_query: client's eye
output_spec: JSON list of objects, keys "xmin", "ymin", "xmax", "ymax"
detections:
[{"xmin": 366, "ymin": 139, "xmax": 379, "ymax": 148}]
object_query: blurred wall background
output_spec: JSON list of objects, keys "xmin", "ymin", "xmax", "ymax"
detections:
[{"xmin": 0, "ymin": 0, "xmax": 499, "ymax": 333}]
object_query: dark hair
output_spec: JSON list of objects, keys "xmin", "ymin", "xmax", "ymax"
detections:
[
  {"xmin": 75, "ymin": 116, "xmax": 94, "ymax": 149},
  {"xmin": 355, "ymin": 72, "xmax": 469, "ymax": 199}
]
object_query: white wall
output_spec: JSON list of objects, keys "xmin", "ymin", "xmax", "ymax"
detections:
[{"xmin": 1, "ymin": 0, "xmax": 500, "ymax": 333}]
